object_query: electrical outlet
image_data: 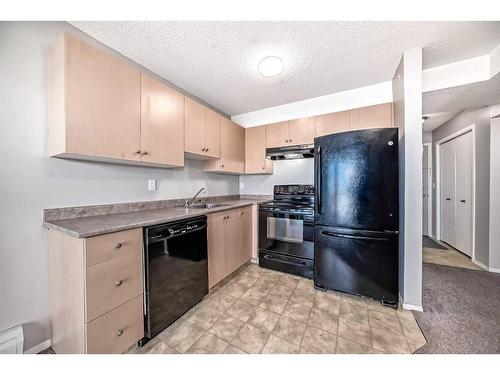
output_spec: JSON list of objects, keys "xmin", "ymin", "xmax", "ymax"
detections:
[{"xmin": 148, "ymin": 179, "xmax": 156, "ymax": 191}]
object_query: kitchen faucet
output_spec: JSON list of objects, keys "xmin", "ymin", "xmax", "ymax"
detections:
[{"xmin": 185, "ymin": 187, "xmax": 206, "ymax": 207}]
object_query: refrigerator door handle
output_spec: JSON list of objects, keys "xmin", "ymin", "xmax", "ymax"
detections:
[
  {"xmin": 320, "ymin": 231, "xmax": 391, "ymax": 242},
  {"xmin": 316, "ymin": 145, "xmax": 322, "ymax": 214}
]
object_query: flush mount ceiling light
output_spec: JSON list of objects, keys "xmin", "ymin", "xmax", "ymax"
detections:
[{"xmin": 258, "ymin": 56, "xmax": 284, "ymax": 77}]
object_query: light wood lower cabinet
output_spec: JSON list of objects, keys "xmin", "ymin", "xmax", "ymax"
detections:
[
  {"xmin": 48, "ymin": 228, "xmax": 144, "ymax": 353},
  {"xmin": 207, "ymin": 206, "xmax": 252, "ymax": 288}
]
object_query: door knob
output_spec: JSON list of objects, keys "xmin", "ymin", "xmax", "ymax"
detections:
[
  {"xmin": 115, "ymin": 242, "xmax": 122, "ymax": 249},
  {"xmin": 116, "ymin": 329, "xmax": 124, "ymax": 337},
  {"xmin": 115, "ymin": 280, "xmax": 123, "ymax": 287}
]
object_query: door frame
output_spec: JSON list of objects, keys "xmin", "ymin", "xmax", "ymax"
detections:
[
  {"xmin": 422, "ymin": 143, "xmax": 433, "ymax": 237},
  {"xmin": 435, "ymin": 124, "xmax": 476, "ymax": 260}
]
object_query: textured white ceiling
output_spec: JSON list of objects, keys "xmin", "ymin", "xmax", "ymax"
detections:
[
  {"xmin": 422, "ymin": 111, "xmax": 459, "ymax": 132},
  {"xmin": 70, "ymin": 21, "xmax": 500, "ymax": 116}
]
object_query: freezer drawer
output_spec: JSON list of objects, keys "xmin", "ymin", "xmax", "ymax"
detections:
[
  {"xmin": 259, "ymin": 250, "xmax": 313, "ymax": 279},
  {"xmin": 314, "ymin": 226, "xmax": 398, "ymax": 305}
]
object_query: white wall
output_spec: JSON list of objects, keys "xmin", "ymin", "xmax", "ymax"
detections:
[
  {"xmin": 489, "ymin": 117, "xmax": 500, "ymax": 271},
  {"xmin": 240, "ymin": 159, "xmax": 314, "ymax": 195},
  {"xmin": 393, "ymin": 49, "xmax": 423, "ymax": 311},
  {"xmin": 0, "ymin": 22, "xmax": 239, "ymax": 351},
  {"xmin": 432, "ymin": 107, "xmax": 492, "ymax": 267}
]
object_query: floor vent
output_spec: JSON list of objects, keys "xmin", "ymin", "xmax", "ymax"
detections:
[{"xmin": 0, "ymin": 325, "xmax": 24, "ymax": 354}]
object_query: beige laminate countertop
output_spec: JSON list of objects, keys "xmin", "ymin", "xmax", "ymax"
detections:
[{"xmin": 44, "ymin": 198, "xmax": 271, "ymax": 238}]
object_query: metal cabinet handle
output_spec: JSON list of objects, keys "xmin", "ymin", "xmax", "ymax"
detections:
[
  {"xmin": 115, "ymin": 280, "xmax": 123, "ymax": 287},
  {"xmin": 460, "ymin": 199, "xmax": 466, "ymax": 203},
  {"xmin": 141, "ymin": 151, "xmax": 148, "ymax": 155},
  {"xmin": 205, "ymin": 148, "xmax": 209, "ymax": 152},
  {"xmin": 289, "ymin": 139, "xmax": 292, "ymax": 142},
  {"xmin": 285, "ymin": 139, "xmax": 289, "ymax": 143},
  {"xmin": 115, "ymin": 242, "xmax": 122, "ymax": 249},
  {"xmin": 201, "ymin": 148, "xmax": 206, "ymax": 152},
  {"xmin": 221, "ymin": 164, "xmax": 224, "ymax": 168},
  {"xmin": 446, "ymin": 198, "xmax": 451, "ymax": 201},
  {"xmin": 116, "ymin": 329, "xmax": 124, "ymax": 337},
  {"xmin": 135, "ymin": 150, "xmax": 141, "ymax": 154}
]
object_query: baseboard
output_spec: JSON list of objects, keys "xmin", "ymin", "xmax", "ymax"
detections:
[
  {"xmin": 24, "ymin": 339, "xmax": 51, "ymax": 354},
  {"xmin": 250, "ymin": 257, "xmax": 258, "ymax": 265},
  {"xmin": 399, "ymin": 293, "xmax": 423, "ymax": 311},
  {"xmin": 472, "ymin": 258, "xmax": 500, "ymax": 273}
]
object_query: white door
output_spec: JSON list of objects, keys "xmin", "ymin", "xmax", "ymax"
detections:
[
  {"xmin": 422, "ymin": 145, "xmax": 429, "ymax": 235},
  {"xmin": 439, "ymin": 131, "xmax": 473, "ymax": 256},
  {"xmin": 454, "ymin": 132, "xmax": 473, "ymax": 256},
  {"xmin": 440, "ymin": 140, "xmax": 456, "ymax": 246}
]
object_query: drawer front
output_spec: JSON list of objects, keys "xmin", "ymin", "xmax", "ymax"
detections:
[
  {"xmin": 86, "ymin": 246, "xmax": 143, "ymax": 322},
  {"xmin": 86, "ymin": 295, "xmax": 143, "ymax": 354},
  {"xmin": 85, "ymin": 228, "xmax": 142, "ymax": 268}
]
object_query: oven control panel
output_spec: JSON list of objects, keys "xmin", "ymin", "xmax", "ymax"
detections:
[{"xmin": 274, "ymin": 184, "xmax": 314, "ymax": 195}]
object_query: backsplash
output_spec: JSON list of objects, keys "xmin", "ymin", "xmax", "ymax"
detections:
[{"xmin": 239, "ymin": 158, "xmax": 314, "ymax": 195}]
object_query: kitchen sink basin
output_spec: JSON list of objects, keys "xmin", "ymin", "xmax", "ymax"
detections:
[{"xmin": 186, "ymin": 203, "xmax": 225, "ymax": 209}]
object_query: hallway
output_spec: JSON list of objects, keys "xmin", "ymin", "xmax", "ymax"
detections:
[{"xmin": 414, "ymin": 239, "xmax": 500, "ymax": 353}]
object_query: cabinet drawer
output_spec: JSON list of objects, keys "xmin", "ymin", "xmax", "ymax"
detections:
[
  {"xmin": 85, "ymin": 245, "xmax": 143, "ymax": 322},
  {"xmin": 85, "ymin": 228, "xmax": 142, "ymax": 268},
  {"xmin": 86, "ymin": 295, "xmax": 143, "ymax": 354}
]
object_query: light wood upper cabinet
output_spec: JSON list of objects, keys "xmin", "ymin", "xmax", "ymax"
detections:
[
  {"xmin": 49, "ymin": 33, "xmax": 141, "ymax": 161},
  {"xmin": 315, "ymin": 110, "xmax": 351, "ymax": 137},
  {"xmin": 288, "ymin": 117, "xmax": 316, "ymax": 146},
  {"xmin": 265, "ymin": 121, "xmax": 289, "ymax": 148},
  {"xmin": 265, "ymin": 119, "xmax": 315, "ymax": 148},
  {"xmin": 184, "ymin": 97, "xmax": 221, "ymax": 159},
  {"xmin": 140, "ymin": 73, "xmax": 184, "ymax": 166},
  {"xmin": 204, "ymin": 118, "xmax": 244, "ymax": 174},
  {"xmin": 245, "ymin": 126, "xmax": 273, "ymax": 174},
  {"xmin": 350, "ymin": 102, "xmax": 394, "ymax": 130},
  {"xmin": 204, "ymin": 108, "xmax": 222, "ymax": 158}
]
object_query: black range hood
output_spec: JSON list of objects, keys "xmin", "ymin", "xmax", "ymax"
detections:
[{"xmin": 266, "ymin": 144, "xmax": 315, "ymax": 160}]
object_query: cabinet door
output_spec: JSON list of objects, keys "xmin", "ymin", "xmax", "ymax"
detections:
[
  {"xmin": 266, "ymin": 121, "xmax": 289, "ymax": 148},
  {"xmin": 207, "ymin": 211, "xmax": 227, "ymax": 288},
  {"xmin": 184, "ymin": 97, "xmax": 205, "ymax": 155},
  {"xmin": 316, "ymin": 111, "xmax": 350, "ymax": 137},
  {"xmin": 288, "ymin": 117, "xmax": 316, "ymax": 146},
  {"xmin": 239, "ymin": 206, "xmax": 252, "ymax": 267},
  {"xmin": 350, "ymin": 103, "xmax": 393, "ymax": 130},
  {"xmin": 204, "ymin": 108, "xmax": 221, "ymax": 158},
  {"xmin": 220, "ymin": 118, "xmax": 245, "ymax": 173},
  {"xmin": 64, "ymin": 34, "xmax": 141, "ymax": 161},
  {"xmin": 225, "ymin": 210, "xmax": 242, "ymax": 275},
  {"xmin": 140, "ymin": 74, "xmax": 184, "ymax": 166},
  {"xmin": 245, "ymin": 126, "xmax": 273, "ymax": 174}
]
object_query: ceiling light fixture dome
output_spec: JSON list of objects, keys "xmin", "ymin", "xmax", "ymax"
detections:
[{"xmin": 258, "ymin": 56, "xmax": 284, "ymax": 77}]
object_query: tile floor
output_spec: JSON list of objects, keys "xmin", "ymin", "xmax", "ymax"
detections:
[{"xmin": 129, "ymin": 263, "xmax": 426, "ymax": 355}]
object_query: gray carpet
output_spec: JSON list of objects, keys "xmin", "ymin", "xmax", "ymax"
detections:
[
  {"xmin": 414, "ymin": 263, "xmax": 500, "ymax": 354},
  {"xmin": 422, "ymin": 235, "xmax": 447, "ymax": 250}
]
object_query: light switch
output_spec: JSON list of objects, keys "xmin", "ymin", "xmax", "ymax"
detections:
[{"xmin": 148, "ymin": 179, "xmax": 156, "ymax": 191}]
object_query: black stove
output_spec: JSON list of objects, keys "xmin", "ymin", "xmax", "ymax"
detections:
[{"xmin": 258, "ymin": 185, "xmax": 315, "ymax": 279}]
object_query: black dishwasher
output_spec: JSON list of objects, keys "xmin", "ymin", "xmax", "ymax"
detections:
[{"xmin": 141, "ymin": 216, "xmax": 208, "ymax": 344}]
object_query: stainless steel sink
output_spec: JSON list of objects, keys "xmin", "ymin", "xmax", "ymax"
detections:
[{"xmin": 186, "ymin": 203, "xmax": 224, "ymax": 209}]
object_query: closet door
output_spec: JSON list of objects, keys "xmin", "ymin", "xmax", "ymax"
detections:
[
  {"xmin": 454, "ymin": 132, "xmax": 473, "ymax": 256},
  {"xmin": 440, "ymin": 140, "xmax": 456, "ymax": 247}
]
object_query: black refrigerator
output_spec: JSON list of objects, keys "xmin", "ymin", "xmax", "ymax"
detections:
[{"xmin": 314, "ymin": 128, "xmax": 399, "ymax": 307}]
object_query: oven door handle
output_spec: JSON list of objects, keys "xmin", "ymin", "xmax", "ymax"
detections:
[
  {"xmin": 263, "ymin": 254, "xmax": 309, "ymax": 266},
  {"xmin": 320, "ymin": 231, "xmax": 390, "ymax": 242}
]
